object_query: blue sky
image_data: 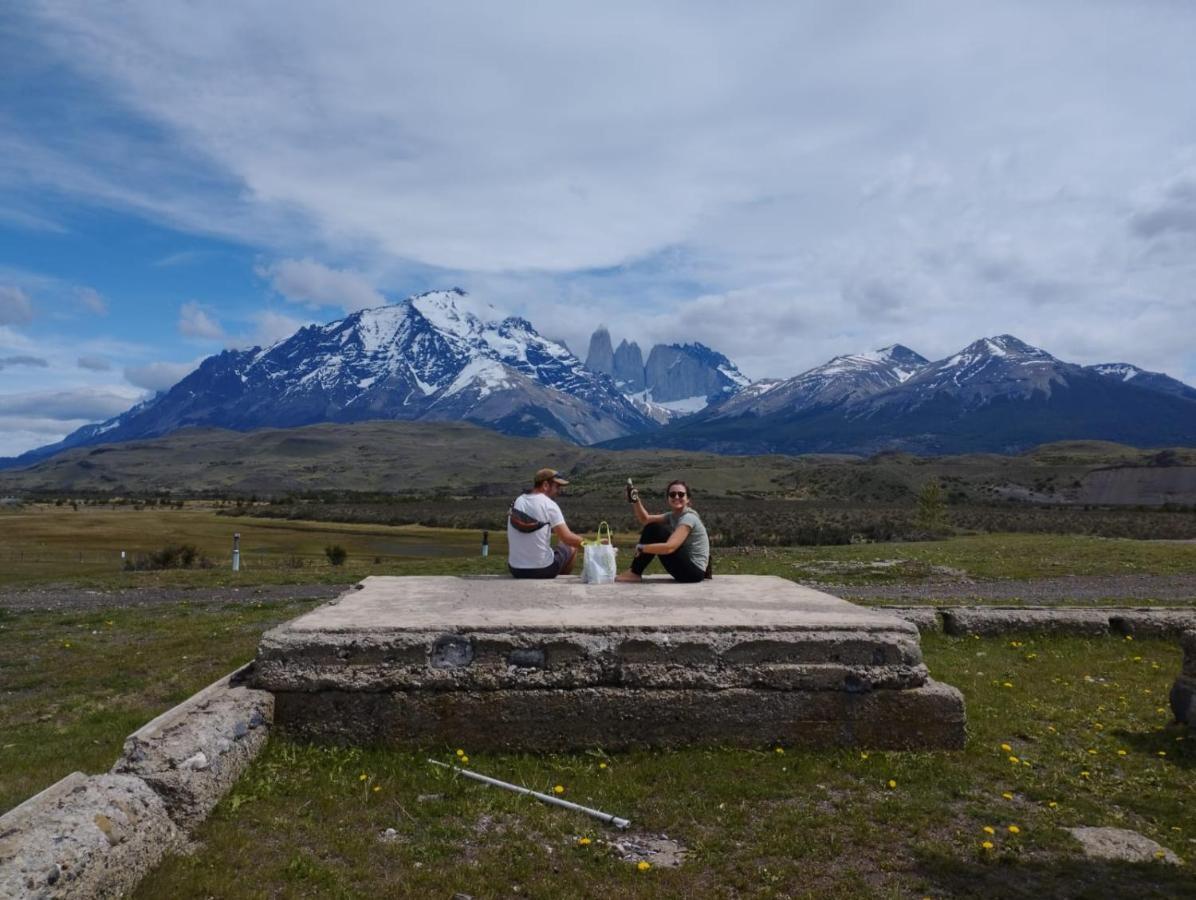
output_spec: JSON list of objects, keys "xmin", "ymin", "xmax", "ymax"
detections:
[{"xmin": 3, "ymin": 2, "xmax": 1196, "ymax": 456}]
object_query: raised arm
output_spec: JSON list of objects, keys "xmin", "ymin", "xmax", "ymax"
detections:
[{"xmin": 631, "ymin": 496, "xmax": 667, "ymax": 526}]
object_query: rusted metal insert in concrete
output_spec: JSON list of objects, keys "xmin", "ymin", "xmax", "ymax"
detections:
[{"xmin": 255, "ymin": 575, "xmax": 965, "ymax": 750}]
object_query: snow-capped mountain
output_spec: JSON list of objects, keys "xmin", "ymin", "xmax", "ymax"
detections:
[
  {"xmin": 4, "ymin": 290, "xmax": 658, "ymax": 467},
  {"xmin": 1086, "ymin": 363, "xmax": 1196, "ymax": 402},
  {"xmin": 584, "ymin": 328, "xmax": 751, "ymax": 422},
  {"xmin": 705, "ymin": 344, "xmax": 928, "ymax": 420},
  {"xmin": 604, "ymin": 334, "xmax": 1196, "ymax": 455}
]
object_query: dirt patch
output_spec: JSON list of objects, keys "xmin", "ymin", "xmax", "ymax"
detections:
[{"xmin": 0, "ymin": 583, "xmax": 349, "ymax": 613}]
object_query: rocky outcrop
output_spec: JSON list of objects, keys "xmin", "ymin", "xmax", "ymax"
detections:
[
  {"xmin": 584, "ymin": 326, "xmax": 614, "ymax": 377},
  {"xmin": 613, "ymin": 340, "xmax": 645, "ymax": 392}
]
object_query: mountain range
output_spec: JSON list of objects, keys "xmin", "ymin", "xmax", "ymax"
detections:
[{"xmin": 3, "ymin": 290, "xmax": 1195, "ymax": 469}]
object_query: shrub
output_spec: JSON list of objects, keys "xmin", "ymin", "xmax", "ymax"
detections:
[
  {"xmin": 123, "ymin": 543, "xmax": 210, "ymax": 571},
  {"xmin": 325, "ymin": 544, "xmax": 348, "ymax": 566}
]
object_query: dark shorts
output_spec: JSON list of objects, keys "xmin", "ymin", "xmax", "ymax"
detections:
[{"xmin": 509, "ymin": 543, "xmax": 575, "ymax": 579}]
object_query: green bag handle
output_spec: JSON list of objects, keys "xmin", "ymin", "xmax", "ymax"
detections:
[{"xmin": 583, "ymin": 521, "xmax": 613, "ymax": 546}]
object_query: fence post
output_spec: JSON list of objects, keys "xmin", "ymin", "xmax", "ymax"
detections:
[
  {"xmin": 482, "ymin": 530, "xmax": 489, "ymax": 558},
  {"xmin": 232, "ymin": 532, "xmax": 241, "ymax": 572}
]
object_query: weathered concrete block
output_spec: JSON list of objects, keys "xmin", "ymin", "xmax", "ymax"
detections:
[
  {"xmin": 1172, "ymin": 630, "xmax": 1196, "ymax": 726},
  {"xmin": 1109, "ymin": 610, "xmax": 1196, "ymax": 638},
  {"xmin": 881, "ymin": 607, "xmax": 943, "ymax": 633},
  {"xmin": 0, "ymin": 772, "xmax": 179, "ymax": 900},
  {"xmin": 273, "ymin": 679, "xmax": 965, "ymax": 751},
  {"xmin": 942, "ymin": 607, "xmax": 1110, "ymax": 636},
  {"xmin": 112, "ymin": 664, "xmax": 272, "ymax": 830},
  {"xmin": 259, "ymin": 576, "xmax": 963, "ymax": 751}
]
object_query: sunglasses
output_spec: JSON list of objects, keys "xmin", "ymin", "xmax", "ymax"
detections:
[{"xmin": 667, "ymin": 491, "xmax": 687, "ymax": 499}]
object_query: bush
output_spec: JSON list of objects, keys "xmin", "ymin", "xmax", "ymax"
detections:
[
  {"xmin": 123, "ymin": 543, "xmax": 210, "ymax": 571},
  {"xmin": 325, "ymin": 544, "xmax": 348, "ymax": 566}
]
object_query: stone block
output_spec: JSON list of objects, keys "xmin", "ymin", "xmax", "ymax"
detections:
[
  {"xmin": 0, "ymin": 773, "xmax": 178, "ymax": 900},
  {"xmin": 942, "ymin": 607, "xmax": 1109, "ymax": 636},
  {"xmin": 112, "ymin": 664, "xmax": 272, "ymax": 831},
  {"xmin": 273, "ymin": 679, "xmax": 965, "ymax": 752},
  {"xmin": 259, "ymin": 576, "xmax": 963, "ymax": 751},
  {"xmin": 1108, "ymin": 610, "xmax": 1196, "ymax": 638},
  {"xmin": 881, "ymin": 607, "xmax": 943, "ymax": 633}
]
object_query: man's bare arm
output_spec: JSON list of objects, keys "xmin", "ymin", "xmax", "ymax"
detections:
[{"xmin": 553, "ymin": 523, "xmax": 585, "ymax": 548}]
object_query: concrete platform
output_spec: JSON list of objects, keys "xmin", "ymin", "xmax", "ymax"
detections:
[{"xmin": 254, "ymin": 575, "xmax": 965, "ymax": 750}]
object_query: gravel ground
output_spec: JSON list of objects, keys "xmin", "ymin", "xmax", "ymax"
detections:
[
  {"xmin": 0, "ymin": 583, "xmax": 350, "ymax": 613},
  {"xmin": 829, "ymin": 574, "xmax": 1196, "ymax": 605}
]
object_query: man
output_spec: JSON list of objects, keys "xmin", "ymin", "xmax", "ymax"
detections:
[{"xmin": 507, "ymin": 467, "xmax": 585, "ymax": 578}]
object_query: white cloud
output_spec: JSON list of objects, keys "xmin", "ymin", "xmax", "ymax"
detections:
[
  {"xmin": 0, "ymin": 386, "xmax": 140, "ymax": 421},
  {"xmin": 77, "ymin": 286, "xmax": 108, "ymax": 315},
  {"xmin": 247, "ymin": 309, "xmax": 308, "ymax": 346},
  {"xmin": 124, "ymin": 361, "xmax": 195, "ymax": 392},
  {"xmin": 77, "ymin": 354, "xmax": 112, "ymax": 371},
  {"xmin": 5, "ymin": 2, "xmax": 1196, "ymax": 385},
  {"xmin": 0, "ymin": 286, "xmax": 34, "ymax": 326},
  {"xmin": 260, "ymin": 258, "xmax": 385, "ymax": 312},
  {"xmin": 178, "ymin": 301, "xmax": 224, "ymax": 339},
  {"xmin": 0, "ymin": 355, "xmax": 48, "ymax": 371}
]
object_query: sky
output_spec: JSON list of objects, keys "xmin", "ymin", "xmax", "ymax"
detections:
[{"xmin": 2, "ymin": 1, "xmax": 1196, "ymax": 456}]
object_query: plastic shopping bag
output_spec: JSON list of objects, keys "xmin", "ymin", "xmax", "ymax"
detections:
[{"xmin": 581, "ymin": 521, "xmax": 618, "ymax": 584}]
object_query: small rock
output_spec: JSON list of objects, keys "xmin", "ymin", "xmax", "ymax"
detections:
[
  {"xmin": 416, "ymin": 793, "xmax": 442, "ymax": 803},
  {"xmin": 1067, "ymin": 826, "xmax": 1183, "ymax": 865},
  {"xmin": 379, "ymin": 827, "xmax": 398, "ymax": 843}
]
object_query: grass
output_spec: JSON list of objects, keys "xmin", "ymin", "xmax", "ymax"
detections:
[
  {"xmin": 0, "ymin": 504, "xmax": 498, "ymax": 589},
  {"xmin": 3, "ymin": 506, "xmax": 1196, "ymax": 597},
  {"xmin": 0, "ymin": 596, "xmax": 324, "ymax": 813},
  {"xmin": 131, "ymin": 634, "xmax": 1194, "ymax": 899}
]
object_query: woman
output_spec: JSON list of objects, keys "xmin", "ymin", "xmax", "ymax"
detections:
[{"xmin": 615, "ymin": 479, "xmax": 711, "ymax": 583}]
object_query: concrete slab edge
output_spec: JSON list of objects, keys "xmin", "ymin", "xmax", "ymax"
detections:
[
  {"xmin": 0, "ymin": 664, "xmax": 272, "ymax": 899},
  {"xmin": 880, "ymin": 606, "xmax": 1196, "ymax": 637}
]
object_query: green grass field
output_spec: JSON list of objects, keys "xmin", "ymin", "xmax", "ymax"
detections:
[
  {"xmin": 131, "ymin": 635, "xmax": 1191, "ymax": 898},
  {"xmin": 3, "ymin": 505, "xmax": 1196, "ymax": 592},
  {"xmin": 2, "ymin": 506, "xmax": 1194, "ymax": 896}
]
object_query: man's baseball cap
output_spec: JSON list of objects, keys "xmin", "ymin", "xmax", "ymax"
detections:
[{"xmin": 534, "ymin": 467, "xmax": 569, "ymax": 486}]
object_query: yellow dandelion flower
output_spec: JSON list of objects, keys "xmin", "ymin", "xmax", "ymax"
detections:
[
  {"xmin": 775, "ymin": 747, "xmax": 785, "ymax": 755},
  {"xmin": 1048, "ymin": 801, "xmax": 1057, "ymax": 808},
  {"xmin": 1133, "ymin": 656, "xmax": 1142, "ymax": 662},
  {"xmin": 358, "ymin": 773, "xmax": 368, "ymax": 781},
  {"xmin": 1002, "ymin": 792, "xmax": 1014, "ymax": 800},
  {"xmin": 599, "ymin": 762, "xmax": 608, "ymax": 769},
  {"xmin": 1002, "ymin": 682, "xmax": 1014, "ymax": 688},
  {"xmin": 982, "ymin": 826, "xmax": 995, "ymax": 835},
  {"xmin": 578, "ymin": 837, "xmax": 592, "ymax": 846},
  {"xmin": 553, "ymin": 785, "xmax": 565, "ymax": 795},
  {"xmin": 1000, "ymin": 743, "xmax": 1012, "ymax": 752},
  {"xmin": 1008, "ymin": 825, "xmax": 1020, "ymax": 835},
  {"xmin": 1117, "ymin": 749, "xmax": 1127, "ymax": 757},
  {"xmin": 1125, "ymin": 635, "xmax": 1133, "ymax": 641},
  {"xmin": 1080, "ymin": 770, "xmax": 1090, "ymax": 778},
  {"xmin": 373, "ymin": 786, "xmax": 381, "ymax": 793},
  {"xmin": 1093, "ymin": 723, "xmax": 1103, "ymax": 730},
  {"xmin": 981, "ymin": 841, "xmax": 994, "ymax": 850},
  {"xmin": 460, "ymin": 756, "xmax": 469, "ymax": 764},
  {"xmin": 1008, "ymin": 756, "xmax": 1019, "ymax": 764},
  {"xmin": 887, "ymin": 779, "xmax": 897, "ymax": 789},
  {"xmin": 637, "ymin": 861, "xmax": 651, "ymax": 872},
  {"xmin": 860, "ymin": 752, "xmax": 869, "ymax": 760},
  {"xmin": 1088, "ymin": 749, "xmax": 1097, "ymax": 755},
  {"xmin": 1154, "ymin": 850, "xmax": 1166, "ymax": 860},
  {"xmin": 1158, "ymin": 751, "xmax": 1167, "ymax": 757},
  {"xmin": 1025, "ymin": 653, "xmax": 1037, "ymax": 660},
  {"xmin": 456, "ymin": 748, "xmax": 465, "ymax": 757},
  {"xmin": 1156, "ymin": 707, "xmax": 1167, "ymax": 714}
]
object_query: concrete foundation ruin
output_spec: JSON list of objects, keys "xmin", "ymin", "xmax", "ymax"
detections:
[{"xmin": 253, "ymin": 575, "xmax": 966, "ymax": 750}]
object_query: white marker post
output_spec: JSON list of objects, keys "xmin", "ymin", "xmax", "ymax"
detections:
[
  {"xmin": 481, "ymin": 530, "xmax": 489, "ymax": 558},
  {"xmin": 232, "ymin": 532, "xmax": 241, "ymax": 572}
]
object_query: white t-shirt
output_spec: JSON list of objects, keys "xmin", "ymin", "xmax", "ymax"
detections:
[{"xmin": 507, "ymin": 492, "xmax": 566, "ymax": 569}]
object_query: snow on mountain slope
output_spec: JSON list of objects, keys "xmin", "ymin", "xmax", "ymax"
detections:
[{"xmin": 4, "ymin": 291, "xmax": 657, "ymax": 466}]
